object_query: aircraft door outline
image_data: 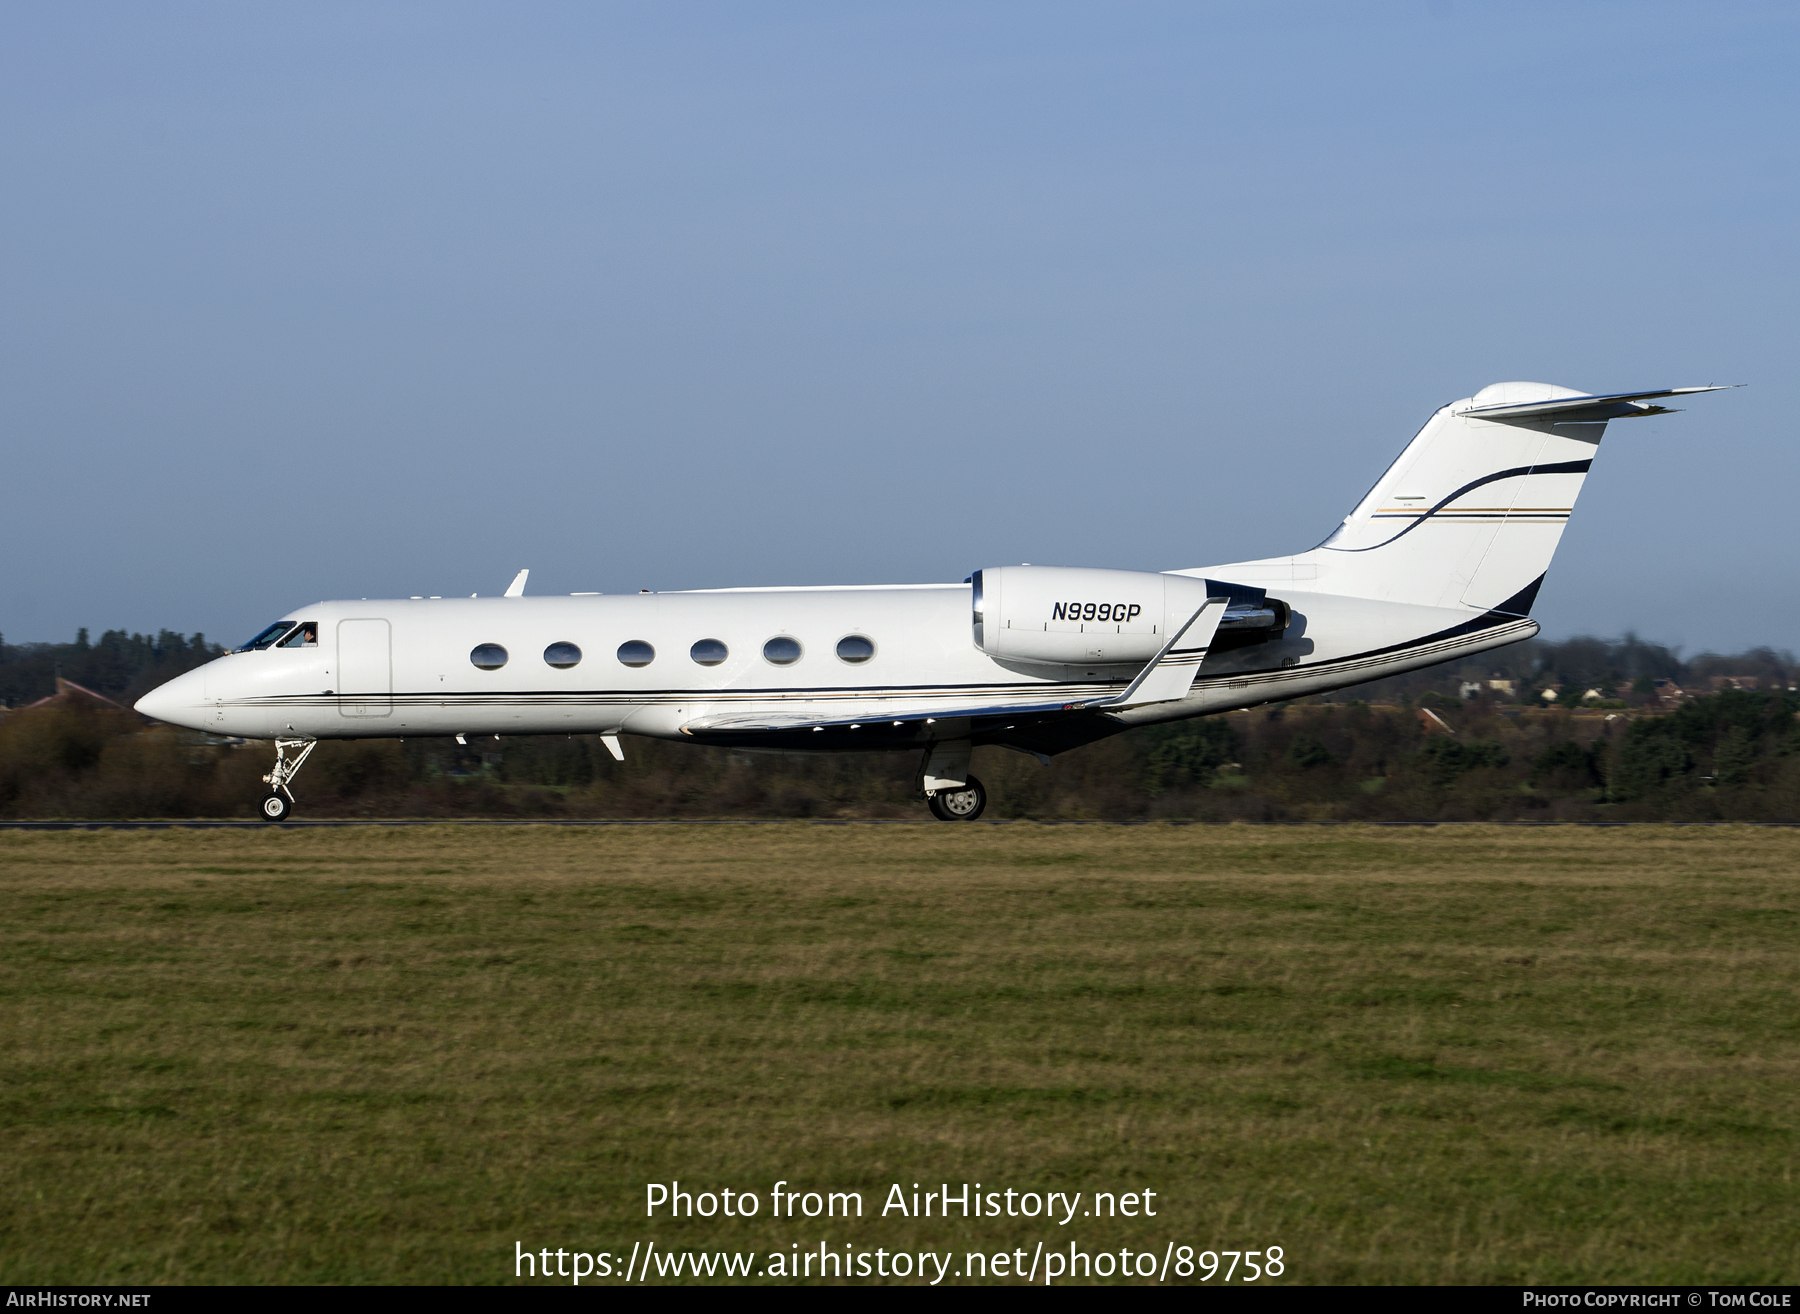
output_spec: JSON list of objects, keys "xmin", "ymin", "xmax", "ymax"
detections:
[{"xmin": 338, "ymin": 618, "xmax": 393, "ymax": 718}]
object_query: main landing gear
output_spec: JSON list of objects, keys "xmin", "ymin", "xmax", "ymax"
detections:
[
  {"xmin": 258, "ymin": 737, "xmax": 317, "ymax": 822},
  {"xmin": 918, "ymin": 739, "xmax": 987, "ymax": 821},
  {"xmin": 927, "ymin": 776, "xmax": 987, "ymax": 822}
]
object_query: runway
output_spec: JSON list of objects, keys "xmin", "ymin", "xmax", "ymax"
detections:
[{"xmin": 3, "ymin": 819, "xmax": 1798, "ymax": 831}]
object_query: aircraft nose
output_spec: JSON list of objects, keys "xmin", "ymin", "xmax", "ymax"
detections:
[{"xmin": 135, "ymin": 667, "xmax": 207, "ymax": 728}]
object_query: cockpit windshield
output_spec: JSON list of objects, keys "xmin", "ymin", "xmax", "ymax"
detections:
[
  {"xmin": 243, "ymin": 622, "xmax": 298, "ymax": 651},
  {"xmin": 279, "ymin": 622, "xmax": 319, "ymax": 648}
]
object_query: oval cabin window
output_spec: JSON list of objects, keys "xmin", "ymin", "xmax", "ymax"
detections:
[
  {"xmin": 763, "ymin": 636, "xmax": 802, "ymax": 666},
  {"xmin": 690, "ymin": 638, "xmax": 729, "ymax": 667},
  {"xmin": 544, "ymin": 641, "xmax": 582, "ymax": 669},
  {"xmin": 617, "ymin": 640, "xmax": 655, "ymax": 668},
  {"xmin": 470, "ymin": 643, "xmax": 508, "ymax": 671},
  {"xmin": 836, "ymin": 634, "xmax": 875, "ymax": 664}
]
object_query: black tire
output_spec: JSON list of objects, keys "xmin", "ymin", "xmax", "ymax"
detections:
[
  {"xmin": 927, "ymin": 774, "xmax": 986, "ymax": 822},
  {"xmin": 258, "ymin": 792, "xmax": 292, "ymax": 821}
]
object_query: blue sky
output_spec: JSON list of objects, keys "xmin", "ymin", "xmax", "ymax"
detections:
[{"xmin": 2, "ymin": 2, "xmax": 1794, "ymax": 653}]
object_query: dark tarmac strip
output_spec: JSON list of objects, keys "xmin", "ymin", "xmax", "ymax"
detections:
[{"xmin": 3, "ymin": 819, "xmax": 1799, "ymax": 831}]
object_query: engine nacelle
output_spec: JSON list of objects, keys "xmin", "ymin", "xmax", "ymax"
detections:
[
  {"xmin": 971, "ymin": 566, "xmax": 1288, "ymax": 667},
  {"xmin": 970, "ymin": 566, "xmax": 1207, "ymax": 665}
]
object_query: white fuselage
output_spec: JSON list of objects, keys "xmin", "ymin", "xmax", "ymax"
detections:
[{"xmin": 136, "ymin": 578, "xmax": 1531, "ymax": 749}]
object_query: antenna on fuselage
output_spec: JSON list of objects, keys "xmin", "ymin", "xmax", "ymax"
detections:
[{"xmin": 504, "ymin": 569, "xmax": 529, "ymax": 598}]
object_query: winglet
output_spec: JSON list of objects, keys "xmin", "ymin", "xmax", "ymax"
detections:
[
  {"xmin": 504, "ymin": 569, "xmax": 529, "ymax": 598},
  {"xmin": 1099, "ymin": 597, "xmax": 1229, "ymax": 709}
]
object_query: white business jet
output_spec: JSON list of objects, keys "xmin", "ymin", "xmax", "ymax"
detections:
[{"xmin": 137, "ymin": 381, "xmax": 1730, "ymax": 821}]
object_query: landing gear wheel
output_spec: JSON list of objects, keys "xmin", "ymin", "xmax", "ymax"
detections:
[
  {"xmin": 928, "ymin": 774, "xmax": 986, "ymax": 822},
  {"xmin": 258, "ymin": 738, "xmax": 315, "ymax": 823}
]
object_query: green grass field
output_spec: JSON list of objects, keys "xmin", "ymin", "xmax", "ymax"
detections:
[{"xmin": 2, "ymin": 824, "xmax": 1796, "ymax": 1285}]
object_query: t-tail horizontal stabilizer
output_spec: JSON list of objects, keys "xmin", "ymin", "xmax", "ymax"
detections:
[{"xmin": 1454, "ymin": 385, "xmax": 1739, "ymax": 423}]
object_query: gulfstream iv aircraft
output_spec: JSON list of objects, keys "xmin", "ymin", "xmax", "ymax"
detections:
[{"xmin": 138, "ymin": 381, "xmax": 1730, "ymax": 820}]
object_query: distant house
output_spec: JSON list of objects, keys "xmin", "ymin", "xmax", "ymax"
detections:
[
  {"xmin": 1652, "ymin": 679, "xmax": 1689, "ymax": 707},
  {"xmin": 1539, "ymin": 685, "xmax": 1607, "ymax": 704},
  {"xmin": 22, "ymin": 678, "xmax": 128, "ymax": 712},
  {"xmin": 1459, "ymin": 681, "xmax": 1483, "ymax": 699},
  {"xmin": 1418, "ymin": 707, "xmax": 1456, "ymax": 736},
  {"xmin": 1709, "ymin": 675, "xmax": 1760, "ymax": 691},
  {"xmin": 1487, "ymin": 678, "xmax": 1516, "ymax": 695}
]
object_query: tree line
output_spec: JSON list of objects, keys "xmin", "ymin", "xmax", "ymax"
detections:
[
  {"xmin": 0, "ymin": 628, "xmax": 223, "ymax": 709},
  {"xmin": 1, "ymin": 626, "xmax": 1795, "ymax": 820}
]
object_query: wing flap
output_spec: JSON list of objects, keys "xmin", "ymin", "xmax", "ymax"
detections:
[{"xmin": 682, "ymin": 697, "xmax": 1100, "ymax": 737}]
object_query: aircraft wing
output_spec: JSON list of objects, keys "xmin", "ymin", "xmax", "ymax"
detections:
[{"xmin": 680, "ymin": 598, "xmax": 1230, "ymax": 741}]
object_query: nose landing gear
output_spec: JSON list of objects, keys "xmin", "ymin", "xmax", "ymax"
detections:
[{"xmin": 258, "ymin": 737, "xmax": 317, "ymax": 822}]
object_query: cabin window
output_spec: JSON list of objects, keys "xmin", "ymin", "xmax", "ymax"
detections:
[
  {"xmin": 470, "ymin": 643, "xmax": 509, "ymax": 671},
  {"xmin": 836, "ymin": 634, "xmax": 875, "ymax": 664},
  {"xmin": 617, "ymin": 640, "xmax": 655, "ymax": 668},
  {"xmin": 763, "ymin": 636, "xmax": 802, "ymax": 666},
  {"xmin": 544, "ymin": 641, "xmax": 582, "ymax": 669},
  {"xmin": 279, "ymin": 622, "xmax": 319, "ymax": 648},
  {"xmin": 690, "ymin": 638, "xmax": 729, "ymax": 667},
  {"xmin": 243, "ymin": 622, "xmax": 295, "ymax": 651}
]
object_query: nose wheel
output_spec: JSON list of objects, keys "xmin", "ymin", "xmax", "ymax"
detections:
[
  {"xmin": 927, "ymin": 774, "xmax": 987, "ymax": 821},
  {"xmin": 258, "ymin": 737, "xmax": 316, "ymax": 821}
]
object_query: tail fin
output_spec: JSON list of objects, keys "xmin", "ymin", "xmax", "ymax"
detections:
[{"xmin": 1205, "ymin": 382, "xmax": 1730, "ymax": 613}]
